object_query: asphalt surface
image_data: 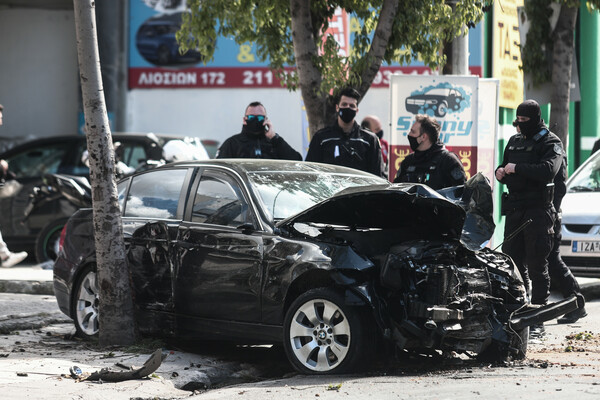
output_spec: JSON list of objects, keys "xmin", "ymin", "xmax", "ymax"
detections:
[{"xmin": 1, "ymin": 261, "xmax": 599, "ymax": 399}]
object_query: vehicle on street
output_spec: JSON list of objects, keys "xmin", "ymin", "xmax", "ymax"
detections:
[
  {"xmin": 53, "ymin": 160, "xmax": 579, "ymax": 374},
  {"xmin": 559, "ymin": 150, "xmax": 600, "ymax": 277},
  {"xmin": 0, "ymin": 133, "xmax": 210, "ymax": 263}
]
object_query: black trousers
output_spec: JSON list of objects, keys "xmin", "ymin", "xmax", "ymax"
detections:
[
  {"xmin": 548, "ymin": 213, "xmax": 581, "ymax": 298},
  {"xmin": 502, "ymin": 207, "xmax": 554, "ymax": 305}
]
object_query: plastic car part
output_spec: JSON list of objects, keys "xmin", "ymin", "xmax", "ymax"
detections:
[
  {"xmin": 71, "ymin": 265, "xmax": 99, "ymax": 338},
  {"xmin": 35, "ymin": 217, "xmax": 70, "ymax": 263},
  {"xmin": 283, "ymin": 288, "xmax": 373, "ymax": 374}
]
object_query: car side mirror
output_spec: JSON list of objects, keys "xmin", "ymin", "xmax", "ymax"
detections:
[{"xmin": 237, "ymin": 223, "xmax": 255, "ymax": 234}]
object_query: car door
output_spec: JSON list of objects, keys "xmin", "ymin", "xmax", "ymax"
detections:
[
  {"xmin": 174, "ymin": 168, "xmax": 264, "ymax": 325},
  {"xmin": 120, "ymin": 167, "xmax": 193, "ymax": 319}
]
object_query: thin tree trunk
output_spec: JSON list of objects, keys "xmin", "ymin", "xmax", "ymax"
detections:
[
  {"xmin": 356, "ymin": 0, "xmax": 400, "ymax": 96},
  {"xmin": 73, "ymin": 0, "xmax": 135, "ymax": 346},
  {"xmin": 550, "ymin": 4, "xmax": 578, "ymax": 147},
  {"xmin": 290, "ymin": 0, "xmax": 327, "ymax": 138}
]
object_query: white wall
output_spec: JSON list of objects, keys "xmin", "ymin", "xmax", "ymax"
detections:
[
  {"xmin": 126, "ymin": 87, "xmax": 392, "ymax": 158},
  {"xmin": 0, "ymin": 9, "xmax": 78, "ymax": 140}
]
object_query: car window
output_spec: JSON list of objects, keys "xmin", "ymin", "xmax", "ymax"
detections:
[
  {"xmin": 6, "ymin": 142, "xmax": 70, "ymax": 178},
  {"xmin": 117, "ymin": 178, "xmax": 130, "ymax": 211},
  {"xmin": 248, "ymin": 171, "xmax": 385, "ymax": 220},
  {"xmin": 192, "ymin": 173, "xmax": 249, "ymax": 227},
  {"xmin": 124, "ymin": 169, "xmax": 187, "ymax": 219},
  {"xmin": 118, "ymin": 142, "xmax": 147, "ymax": 170},
  {"xmin": 568, "ymin": 152, "xmax": 600, "ymax": 192}
]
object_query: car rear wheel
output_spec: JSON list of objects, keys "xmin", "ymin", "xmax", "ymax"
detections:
[
  {"xmin": 283, "ymin": 288, "xmax": 373, "ymax": 374},
  {"xmin": 436, "ymin": 101, "xmax": 448, "ymax": 117},
  {"xmin": 35, "ymin": 218, "xmax": 69, "ymax": 263},
  {"xmin": 71, "ymin": 265, "xmax": 99, "ymax": 338}
]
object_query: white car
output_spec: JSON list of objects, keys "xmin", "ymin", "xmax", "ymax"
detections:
[{"xmin": 560, "ymin": 149, "xmax": 600, "ymax": 276}]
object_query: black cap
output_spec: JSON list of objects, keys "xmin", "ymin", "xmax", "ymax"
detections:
[{"xmin": 516, "ymin": 99, "xmax": 541, "ymax": 122}]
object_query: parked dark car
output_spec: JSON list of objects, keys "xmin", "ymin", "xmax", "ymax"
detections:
[
  {"xmin": 53, "ymin": 160, "xmax": 579, "ymax": 374},
  {"xmin": 405, "ymin": 87, "xmax": 464, "ymax": 117},
  {"xmin": 0, "ymin": 133, "xmax": 209, "ymax": 263},
  {"xmin": 136, "ymin": 12, "xmax": 203, "ymax": 65}
]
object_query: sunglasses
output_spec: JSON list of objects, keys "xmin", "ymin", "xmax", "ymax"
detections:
[{"xmin": 246, "ymin": 115, "xmax": 265, "ymax": 122}]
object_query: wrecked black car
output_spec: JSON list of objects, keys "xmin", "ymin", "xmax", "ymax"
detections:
[{"xmin": 52, "ymin": 160, "xmax": 579, "ymax": 374}]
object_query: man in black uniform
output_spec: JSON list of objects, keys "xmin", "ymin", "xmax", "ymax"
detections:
[
  {"xmin": 393, "ymin": 114, "xmax": 466, "ymax": 190},
  {"xmin": 305, "ymin": 88, "xmax": 385, "ymax": 177},
  {"xmin": 216, "ymin": 101, "xmax": 302, "ymax": 160},
  {"xmin": 548, "ymin": 147, "xmax": 587, "ymax": 323},
  {"xmin": 496, "ymin": 99, "xmax": 562, "ymax": 312}
]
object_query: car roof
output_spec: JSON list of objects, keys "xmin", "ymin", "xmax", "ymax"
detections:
[
  {"xmin": 0, "ymin": 132, "xmax": 198, "ymax": 157},
  {"xmin": 161, "ymin": 159, "xmax": 385, "ymax": 178}
]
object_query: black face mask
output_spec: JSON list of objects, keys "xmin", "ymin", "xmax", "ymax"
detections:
[
  {"xmin": 375, "ymin": 130, "xmax": 384, "ymax": 139},
  {"xmin": 243, "ymin": 119, "xmax": 265, "ymax": 136},
  {"xmin": 338, "ymin": 107, "xmax": 356, "ymax": 123},
  {"xmin": 517, "ymin": 119, "xmax": 539, "ymax": 138},
  {"xmin": 408, "ymin": 134, "xmax": 421, "ymax": 151}
]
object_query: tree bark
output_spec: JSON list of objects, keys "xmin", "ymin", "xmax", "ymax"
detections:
[
  {"xmin": 356, "ymin": 0, "xmax": 400, "ymax": 96},
  {"xmin": 289, "ymin": 0, "xmax": 327, "ymax": 138},
  {"xmin": 73, "ymin": 0, "xmax": 135, "ymax": 346},
  {"xmin": 550, "ymin": 4, "xmax": 578, "ymax": 147}
]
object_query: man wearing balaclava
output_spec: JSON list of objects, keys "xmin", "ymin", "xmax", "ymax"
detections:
[
  {"xmin": 305, "ymin": 88, "xmax": 385, "ymax": 177},
  {"xmin": 495, "ymin": 99, "xmax": 577, "ymax": 332},
  {"xmin": 216, "ymin": 101, "xmax": 302, "ymax": 160},
  {"xmin": 393, "ymin": 114, "xmax": 466, "ymax": 189}
]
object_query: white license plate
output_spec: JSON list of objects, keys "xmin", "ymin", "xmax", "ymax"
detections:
[{"xmin": 572, "ymin": 241, "xmax": 600, "ymax": 253}]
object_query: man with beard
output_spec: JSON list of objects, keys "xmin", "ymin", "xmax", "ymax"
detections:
[
  {"xmin": 495, "ymin": 99, "xmax": 566, "ymax": 334},
  {"xmin": 393, "ymin": 114, "xmax": 466, "ymax": 189},
  {"xmin": 216, "ymin": 101, "xmax": 302, "ymax": 160},
  {"xmin": 305, "ymin": 88, "xmax": 385, "ymax": 177}
]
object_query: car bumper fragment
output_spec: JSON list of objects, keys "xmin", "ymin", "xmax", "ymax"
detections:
[{"xmin": 509, "ymin": 295, "xmax": 580, "ymax": 330}]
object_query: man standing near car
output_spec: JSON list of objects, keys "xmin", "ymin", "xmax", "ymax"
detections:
[
  {"xmin": 0, "ymin": 103, "xmax": 29, "ymax": 268},
  {"xmin": 216, "ymin": 101, "xmax": 302, "ymax": 160},
  {"xmin": 547, "ymin": 146, "xmax": 587, "ymax": 323},
  {"xmin": 393, "ymin": 114, "xmax": 466, "ymax": 190},
  {"xmin": 305, "ymin": 88, "xmax": 385, "ymax": 177},
  {"xmin": 495, "ymin": 100, "xmax": 562, "ymax": 323}
]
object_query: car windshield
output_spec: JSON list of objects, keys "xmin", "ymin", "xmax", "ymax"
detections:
[
  {"xmin": 247, "ymin": 171, "xmax": 385, "ymax": 221},
  {"xmin": 568, "ymin": 152, "xmax": 600, "ymax": 192}
]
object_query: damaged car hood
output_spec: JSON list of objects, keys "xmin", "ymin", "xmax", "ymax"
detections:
[{"xmin": 277, "ymin": 172, "xmax": 495, "ymax": 249}]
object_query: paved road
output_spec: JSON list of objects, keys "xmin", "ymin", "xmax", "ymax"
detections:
[{"xmin": 0, "ymin": 293, "xmax": 599, "ymax": 399}]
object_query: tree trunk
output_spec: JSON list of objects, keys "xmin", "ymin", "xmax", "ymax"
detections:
[
  {"xmin": 550, "ymin": 4, "xmax": 578, "ymax": 147},
  {"xmin": 73, "ymin": 0, "xmax": 135, "ymax": 346},
  {"xmin": 356, "ymin": 0, "xmax": 400, "ymax": 96},
  {"xmin": 289, "ymin": 0, "xmax": 327, "ymax": 138}
]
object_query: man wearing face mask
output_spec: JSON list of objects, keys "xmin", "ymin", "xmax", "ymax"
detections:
[
  {"xmin": 393, "ymin": 114, "xmax": 466, "ymax": 189},
  {"xmin": 495, "ymin": 99, "xmax": 564, "ymax": 326},
  {"xmin": 305, "ymin": 88, "xmax": 385, "ymax": 177},
  {"xmin": 216, "ymin": 101, "xmax": 302, "ymax": 160}
]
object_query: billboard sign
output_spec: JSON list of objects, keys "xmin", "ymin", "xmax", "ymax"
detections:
[{"xmin": 389, "ymin": 75, "xmax": 479, "ymax": 181}]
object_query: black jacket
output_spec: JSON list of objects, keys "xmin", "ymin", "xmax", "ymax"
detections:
[
  {"xmin": 216, "ymin": 131, "xmax": 302, "ymax": 160},
  {"xmin": 393, "ymin": 142, "xmax": 466, "ymax": 190},
  {"xmin": 305, "ymin": 121, "xmax": 385, "ymax": 177},
  {"xmin": 496, "ymin": 128, "xmax": 563, "ymax": 208}
]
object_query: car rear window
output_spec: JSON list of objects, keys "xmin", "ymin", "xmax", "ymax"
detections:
[{"xmin": 124, "ymin": 169, "xmax": 187, "ymax": 219}]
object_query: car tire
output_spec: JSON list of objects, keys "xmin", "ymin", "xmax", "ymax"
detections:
[
  {"xmin": 283, "ymin": 288, "xmax": 373, "ymax": 374},
  {"xmin": 436, "ymin": 101, "xmax": 448, "ymax": 117},
  {"xmin": 71, "ymin": 265, "xmax": 100, "ymax": 338},
  {"xmin": 35, "ymin": 218, "xmax": 69, "ymax": 263}
]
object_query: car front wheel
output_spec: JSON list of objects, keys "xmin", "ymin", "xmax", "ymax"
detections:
[
  {"xmin": 71, "ymin": 265, "xmax": 99, "ymax": 338},
  {"xmin": 283, "ymin": 288, "xmax": 373, "ymax": 374}
]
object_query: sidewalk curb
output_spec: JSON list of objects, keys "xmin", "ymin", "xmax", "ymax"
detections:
[{"xmin": 0, "ymin": 280, "xmax": 54, "ymax": 296}]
